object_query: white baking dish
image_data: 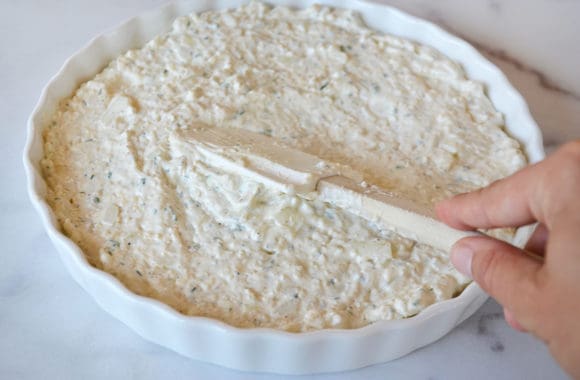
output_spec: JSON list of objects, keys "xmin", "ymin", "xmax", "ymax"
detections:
[{"xmin": 23, "ymin": 0, "xmax": 545, "ymax": 374}]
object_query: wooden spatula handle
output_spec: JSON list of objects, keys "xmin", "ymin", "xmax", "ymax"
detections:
[{"xmin": 318, "ymin": 176, "xmax": 480, "ymax": 252}]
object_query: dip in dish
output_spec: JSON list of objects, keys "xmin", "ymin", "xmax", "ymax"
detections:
[{"xmin": 40, "ymin": 1, "xmax": 526, "ymax": 332}]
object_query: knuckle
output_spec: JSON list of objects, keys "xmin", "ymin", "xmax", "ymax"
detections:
[
  {"xmin": 557, "ymin": 140, "xmax": 580, "ymax": 177},
  {"xmin": 543, "ymin": 140, "xmax": 580, "ymax": 219},
  {"xmin": 478, "ymin": 181, "xmax": 501, "ymax": 226},
  {"xmin": 562, "ymin": 144, "xmax": 580, "ymax": 170}
]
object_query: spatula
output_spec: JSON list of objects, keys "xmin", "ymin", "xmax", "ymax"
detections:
[{"xmin": 179, "ymin": 127, "xmax": 478, "ymax": 252}]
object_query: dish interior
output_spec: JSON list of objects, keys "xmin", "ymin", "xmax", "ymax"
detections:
[{"xmin": 24, "ymin": 0, "xmax": 544, "ymax": 373}]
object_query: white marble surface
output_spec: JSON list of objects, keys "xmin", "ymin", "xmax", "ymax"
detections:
[{"xmin": 1, "ymin": 0, "xmax": 578, "ymax": 379}]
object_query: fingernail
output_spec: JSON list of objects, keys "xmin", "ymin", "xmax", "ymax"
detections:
[{"xmin": 451, "ymin": 243, "xmax": 474, "ymax": 278}]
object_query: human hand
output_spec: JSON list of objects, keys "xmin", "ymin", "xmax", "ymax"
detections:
[{"xmin": 436, "ymin": 140, "xmax": 580, "ymax": 379}]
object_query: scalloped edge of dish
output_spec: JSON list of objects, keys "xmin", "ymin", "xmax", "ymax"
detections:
[{"xmin": 23, "ymin": 0, "xmax": 545, "ymax": 374}]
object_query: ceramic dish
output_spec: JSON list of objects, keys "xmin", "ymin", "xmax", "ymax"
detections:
[{"xmin": 24, "ymin": 0, "xmax": 544, "ymax": 374}]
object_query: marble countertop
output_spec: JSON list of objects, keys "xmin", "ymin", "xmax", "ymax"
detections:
[{"xmin": 1, "ymin": 0, "xmax": 577, "ymax": 379}]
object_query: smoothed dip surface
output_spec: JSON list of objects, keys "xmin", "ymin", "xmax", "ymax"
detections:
[{"xmin": 42, "ymin": 2, "xmax": 526, "ymax": 331}]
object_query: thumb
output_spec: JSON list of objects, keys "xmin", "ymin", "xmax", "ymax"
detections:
[{"xmin": 451, "ymin": 236, "xmax": 542, "ymax": 319}]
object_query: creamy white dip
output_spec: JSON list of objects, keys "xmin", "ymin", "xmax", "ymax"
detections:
[{"xmin": 41, "ymin": 2, "xmax": 526, "ymax": 331}]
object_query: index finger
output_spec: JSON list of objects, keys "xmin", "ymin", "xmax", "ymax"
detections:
[
  {"xmin": 436, "ymin": 140, "xmax": 580, "ymax": 231},
  {"xmin": 435, "ymin": 163, "xmax": 541, "ymax": 230}
]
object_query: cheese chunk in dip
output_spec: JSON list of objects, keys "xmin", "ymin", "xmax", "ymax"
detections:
[{"xmin": 41, "ymin": 2, "xmax": 526, "ymax": 331}]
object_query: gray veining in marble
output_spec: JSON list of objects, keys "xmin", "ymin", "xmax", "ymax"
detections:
[{"xmin": 377, "ymin": 0, "xmax": 580, "ymax": 148}]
